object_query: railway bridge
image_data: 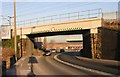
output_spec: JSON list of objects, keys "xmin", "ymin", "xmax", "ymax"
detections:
[{"xmin": 13, "ymin": 9, "xmax": 120, "ymax": 60}]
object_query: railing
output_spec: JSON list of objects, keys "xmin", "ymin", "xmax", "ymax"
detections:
[{"xmin": 7, "ymin": 8, "xmax": 102, "ymax": 28}]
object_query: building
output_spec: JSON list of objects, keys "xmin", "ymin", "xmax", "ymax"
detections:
[{"xmin": 46, "ymin": 39, "xmax": 83, "ymax": 52}]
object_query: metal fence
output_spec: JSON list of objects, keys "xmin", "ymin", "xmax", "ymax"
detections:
[
  {"xmin": 102, "ymin": 11, "xmax": 118, "ymax": 19},
  {"xmin": 15, "ymin": 8, "xmax": 102, "ymax": 28},
  {"xmin": 102, "ymin": 11, "xmax": 120, "ymax": 30}
]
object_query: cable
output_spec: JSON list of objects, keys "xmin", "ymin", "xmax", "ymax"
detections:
[
  {"xmin": 14, "ymin": 2, "xmax": 98, "ymax": 25},
  {"xmin": 16, "ymin": 3, "xmax": 76, "ymax": 17},
  {"xmin": 16, "ymin": 2, "xmax": 63, "ymax": 12},
  {"xmin": 17, "ymin": 3, "xmax": 96, "ymax": 17},
  {"xmin": 16, "ymin": 2, "xmax": 96, "ymax": 18},
  {"xmin": 2, "ymin": 2, "xmax": 100, "ymax": 24},
  {"xmin": 16, "ymin": 8, "xmax": 101, "ymax": 23},
  {"xmin": 2, "ymin": 2, "xmax": 13, "ymax": 8},
  {"xmin": 4, "ymin": 2, "xmax": 72, "ymax": 15},
  {"xmin": 2, "ymin": 3, "xmax": 71, "ymax": 14},
  {"xmin": 2, "ymin": 2, "xmax": 97, "ymax": 18}
]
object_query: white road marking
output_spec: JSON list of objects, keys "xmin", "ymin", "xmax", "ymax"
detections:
[{"xmin": 54, "ymin": 54, "xmax": 115, "ymax": 75}]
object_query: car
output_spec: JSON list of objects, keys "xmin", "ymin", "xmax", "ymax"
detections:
[
  {"xmin": 50, "ymin": 48, "xmax": 57, "ymax": 52},
  {"xmin": 42, "ymin": 52, "xmax": 46, "ymax": 56},
  {"xmin": 60, "ymin": 49, "xmax": 65, "ymax": 53},
  {"xmin": 45, "ymin": 49, "xmax": 50, "ymax": 52},
  {"xmin": 42, "ymin": 50, "xmax": 51, "ymax": 56},
  {"xmin": 45, "ymin": 52, "xmax": 51, "ymax": 56}
]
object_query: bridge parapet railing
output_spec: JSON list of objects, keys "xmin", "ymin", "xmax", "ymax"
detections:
[
  {"xmin": 102, "ymin": 11, "xmax": 120, "ymax": 30},
  {"xmin": 11, "ymin": 8, "xmax": 102, "ymax": 28}
]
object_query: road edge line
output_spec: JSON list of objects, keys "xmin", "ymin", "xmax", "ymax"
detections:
[{"xmin": 54, "ymin": 54, "xmax": 114, "ymax": 75}]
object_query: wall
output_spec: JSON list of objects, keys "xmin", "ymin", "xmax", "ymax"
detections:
[
  {"xmin": 98, "ymin": 28, "xmax": 120, "ymax": 61},
  {"xmin": 83, "ymin": 30, "xmax": 92, "ymax": 58}
]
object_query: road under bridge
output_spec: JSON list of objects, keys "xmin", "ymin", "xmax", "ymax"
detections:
[{"xmin": 13, "ymin": 13, "xmax": 120, "ymax": 61}]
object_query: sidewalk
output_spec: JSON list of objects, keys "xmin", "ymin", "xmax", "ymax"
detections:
[
  {"xmin": 6, "ymin": 65, "xmax": 16, "ymax": 75},
  {"xmin": 6, "ymin": 55, "xmax": 29, "ymax": 75},
  {"xmin": 76, "ymin": 56, "xmax": 120, "ymax": 66}
]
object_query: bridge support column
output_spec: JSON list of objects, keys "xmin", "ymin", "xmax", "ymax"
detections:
[
  {"xmin": 82, "ymin": 28, "xmax": 99, "ymax": 59},
  {"xmin": 90, "ymin": 33, "xmax": 99, "ymax": 59},
  {"xmin": 82, "ymin": 30, "xmax": 92, "ymax": 58},
  {"xmin": 90, "ymin": 28, "xmax": 100, "ymax": 59}
]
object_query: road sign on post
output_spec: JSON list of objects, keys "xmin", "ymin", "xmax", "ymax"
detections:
[{"xmin": 1, "ymin": 25, "xmax": 11, "ymax": 39}]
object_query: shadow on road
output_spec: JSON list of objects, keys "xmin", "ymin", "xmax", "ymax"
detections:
[
  {"xmin": 28, "ymin": 56, "xmax": 38, "ymax": 63},
  {"xmin": 62, "ymin": 52, "xmax": 80, "ymax": 56},
  {"xmin": 27, "ymin": 56, "xmax": 38, "ymax": 77}
]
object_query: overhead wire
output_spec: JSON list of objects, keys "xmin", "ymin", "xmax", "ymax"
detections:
[
  {"xmin": 16, "ymin": 3, "xmax": 77, "ymax": 17},
  {"xmin": 2, "ymin": 2, "xmax": 99, "ymax": 25},
  {"xmin": 15, "ymin": 2, "xmax": 98, "ymax": 20},
  {"xmin": 2, "ymin": 2, "xmax": 72, "ymax": 17},
  {"xmin": 2, "ymin": 2, "xmax": 97, "ymax": 18},
  {"xmin": 16, "ymin": 2, "xmax": 97, "ymax": 19}
]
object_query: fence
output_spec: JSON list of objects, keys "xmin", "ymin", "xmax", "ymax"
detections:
[
  {"xmin": 103, "ymin": 11, "xmax": 118, "ymax": 19},
  {"xmin": 103, "ymin": 11, "xmax": 120, "ymax": 30},
  {"xmin": 15, "ymin": 8, "xmax": 102, "ymax": 28}
]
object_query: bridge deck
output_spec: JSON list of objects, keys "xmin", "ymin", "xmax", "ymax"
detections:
[{"xmin": 16, "ymin": 17, "xmax": 102, "ymax": 36}]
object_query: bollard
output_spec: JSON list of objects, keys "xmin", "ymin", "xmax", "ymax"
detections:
[
  {"xmin": 10, "ymin": 56, "xmax": 15, "ymax": 68},
  {"xmin": 2, "ymin": 61, "xmax": 6, "ymax": 76},
  {"xmin": 13, "ymin": 55, "xmax": 16, "ymax": 63}
]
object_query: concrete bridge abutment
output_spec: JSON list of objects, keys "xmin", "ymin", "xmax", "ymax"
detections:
[
  {"xmin": 82, "ymin": 28, "xmax": 99, "ymax": 59},
  {"xmin": 97, "ymin": 28, "xmax": 120, "ymax": 61},
  {"xmin": 89, "ymin": 27, "xmax": 120, "ymax": 61}
]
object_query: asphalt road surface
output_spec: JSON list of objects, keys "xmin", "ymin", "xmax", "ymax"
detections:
[
  {"xmin": 6, "ymin": 53, "xmax": 98, "ymax": 76},
  {"xmin": 6, "ymin": 52, "xmax": 119, "ymax": 76}
]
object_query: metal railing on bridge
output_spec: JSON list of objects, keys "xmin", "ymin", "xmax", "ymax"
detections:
[{"xmin": 13, "ymin": 8, "xmax": 102, "ymax": 28}]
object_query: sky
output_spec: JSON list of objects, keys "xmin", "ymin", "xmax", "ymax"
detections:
[
  {"xmin": 1, "ymin": 2, "xmax": 119, "ymax": 26},
  {"xmin": 1, "ymin": 0, "xmax": 119, "ymax": 2},
  {"xmin": 1, "ymin": 1, "xmax": 119, "ymax": 43}
]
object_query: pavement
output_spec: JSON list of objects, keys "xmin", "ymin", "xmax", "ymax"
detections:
[
  {"xmin": 5, "ymin": 52, "xmax": 120, "ymax": 76},
  {"xmin": 56, "ymin": 52, "xmax": 120, "ymax": 76},
  {"xmin": 6, "ymin": 55, "xmax": 29, "ymax": 75},
  {"xmin": 5, "ymin": 54, "xmax": 92, "ymax": 76},
  {"xmin": 75, "ymin": 56, "xmax": 120, "ymax": 75},
  {"xmin": 76, "ymin": 56, "xmax": 120, "ymax": 67}
]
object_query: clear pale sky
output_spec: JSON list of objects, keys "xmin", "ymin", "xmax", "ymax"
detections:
[
  {"xmin": 1, "ymin": 1, "xmax": 119, "ymax": 24},
  {"xmin": 1, "ymin": 1, "xmax": 119, "ymax": 43}
]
